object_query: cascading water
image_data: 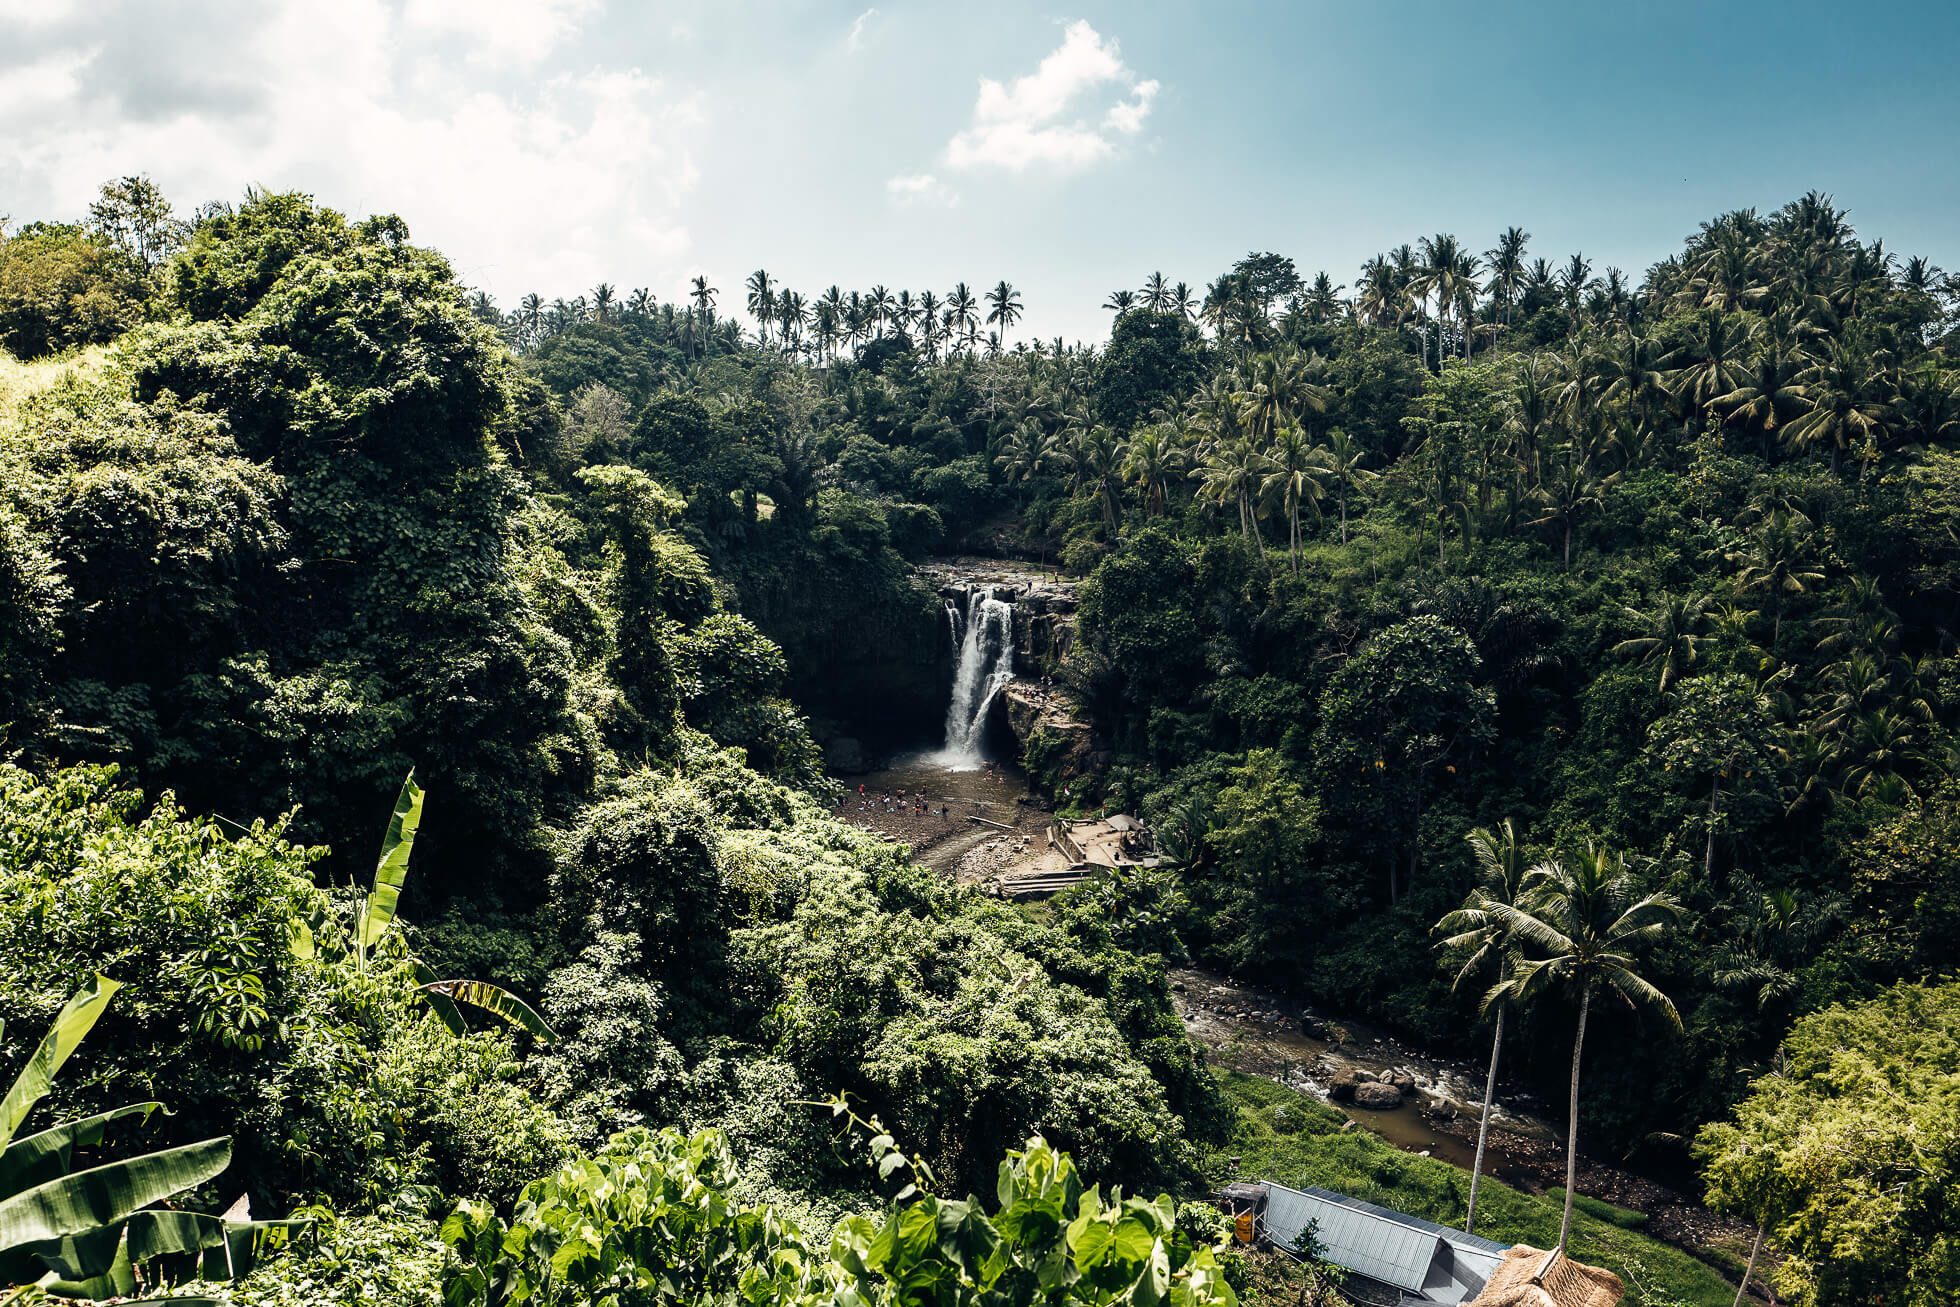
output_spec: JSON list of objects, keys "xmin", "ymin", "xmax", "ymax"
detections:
[{"xmin": 936, "ymin": 589, "xmax": 1014, "ymax": 768}]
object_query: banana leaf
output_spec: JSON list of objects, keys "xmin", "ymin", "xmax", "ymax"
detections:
[
  {"xmin": 0, "ymin": 1136, "xmax": 229, "ymax": 1249},
  {"xmin": 0, "ymin": 977, "xmax": 120, "ymax": 1150},
  {"xmin": 416, "ymin": 979, "xmax": 556, "ymax": 1043},
  {"xmin": 358, "ymin": 773, "xmax": 423, "ymax": 954},
  {"xmin": 0, "ymin": 1102, "xmax": 163, "ymax": 1200}
]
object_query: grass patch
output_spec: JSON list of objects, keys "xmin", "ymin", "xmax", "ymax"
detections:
[
  {"xmin": 1548, "ymin": 1187, "xmax": 1650, "ymax": 1230},
  {"xmin": 1208, "ymin": 1071, "xmax": 1734, "ymax": 1307}
]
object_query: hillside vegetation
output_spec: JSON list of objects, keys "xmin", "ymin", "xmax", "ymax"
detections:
[{"xmin": 0, "ymin": 181, "xmax": 1954, "ymax": 1306}]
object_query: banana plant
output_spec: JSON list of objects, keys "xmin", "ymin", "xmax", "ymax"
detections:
[
  {"xmin": 302, "ymin": 773, "xmax": 554, "ymax": 1043},
  {"xmin": 0, "ymin": 976, "xmax": 299, "ymax": 1304}
]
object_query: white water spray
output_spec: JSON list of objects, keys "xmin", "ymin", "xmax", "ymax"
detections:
[{"xmin": 936, "ymin": 590, "xmax": 1014, "ymax": 768}]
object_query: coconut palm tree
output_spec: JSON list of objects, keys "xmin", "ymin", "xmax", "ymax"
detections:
[
  {"xmin": 1728, "ymin": 511, "xmax": 1826, "ymax": 645},
  {"xmin": 1412, "ymin": 234, "xmax": 1474, "ymax": 369},
  {"xmin": 1169, "ymin": 280, "xmax": 1198, "ymax": 320},
  {"xmin": 986, "ymin": 280, "xmax": 1024, "ymax": 347},
  {"xmin": 1141, "ymin": 271, "xmax": 1171, "ymax": 312},
  {"xmin": 1435, "ymin": 820, "xmax": 1533, "ymax": 1237},
  {"xmin": 1316, "ymin": 427, "xmax": 1376, "ymax": 545},
  {"xmin": 1611, "ymin": 592, "xmax": 1713, "ymax": 694},
  {"xmin": 1489, "ymin": 845, "xmax": 1683, "ymax": 1254},
  {"xmin": 1714, "ymin": 341, "xmax": 1811, "ymax": 455},
  {"xmin": 1120, "ymin": 424, "xmax": 1185, "ymax": 516},
  {"xmin": 1260, "ymin": 425, "xmax": 1325, "ymax": 574},
  {"xmin": 1529, "ymin": 444, "xmax": 1618, "ymax": 569},
  {"xmin": 1669, "ymin": 310, "xmax": 1757, "ymax": 431},
  {"xmin": 1104, "ymin": 288, "xmax": 1137, "ymax": 315},
  {"xmin": 1785, "ymin": 336, "xmax": 1894, "ymax": 474},
  {"xmin": 948, "ymin": 282, "xmax": 980, "ymax": 349},
  {"xmin": 1191, "ymin": 439, "xmax": 1265, "ymax": 546},
  {"xmin": 1557, "ymin": 254, "xmax": 1594, "ymax": 335},
  {"xmin": 1484, "ymin": 227, "xmax": 1530, "ymax": 327},
  {"xmin": 866, "ymin": 284, "xmax": 893, "ymax": 336},
  {"xmin": 689, "ymin": 275, "xmax": 718, "ymax": 322},
  {"xmin": 746, "ymin": 269, "xmax": 775, "ymax": 342}
]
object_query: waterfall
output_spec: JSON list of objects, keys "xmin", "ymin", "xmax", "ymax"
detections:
[{"xmin": 937, "ymin": 589, "xmax": 1014, "ymax": 767}]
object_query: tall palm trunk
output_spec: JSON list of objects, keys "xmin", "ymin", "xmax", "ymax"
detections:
[
  {"xmin": 1465, "ymin": 1005, "xmax": 1505, "ymax": 1236},
  {"xmin": 1558, "ymin": 985, "xmax": 1593, "ymax": 1254},
  {"xmin": 1705, "ymin": 777, "xmax": 1721, "ymax": 879}
]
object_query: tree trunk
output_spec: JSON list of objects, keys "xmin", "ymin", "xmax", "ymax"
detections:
[
  {"xmin": 1339, "ymin": 482, "xmax": 1348, "ymax": 545},
  {"xmin": 1705, "ymin": 777, "xmax": 1721, "ymax": 879},
  {"xmin": 1558, "ymin": 984, "xmax": 1593, "ymax": 1254},
  {"xmin": 1465, "ymin": 1005, "xmax": 1504, "ymax": 1236},
  {"xmin": 1731, "ymin": 1221, "xmax": 1766, "ymax": 1307},
  {"xmin": 1563, "ymin": 520, "xmax": 1573, "ymax": 569}
]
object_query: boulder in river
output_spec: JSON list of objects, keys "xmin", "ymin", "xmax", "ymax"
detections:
[
  {"xmin": 1354, "ymin": 1082, "xmax": 1403, "ymax": 1110},
  {"xmin": 1328, "ymin": 1069, "xmax": 1359, "ymax": 1102},
  {"xmin": 1389, "ymin": 1072, "xmax": 1417, "ymax": 1096},
  {"xmin": 1424, "ymin": 1095, "xmax": 1457, "ymax": 1121}
]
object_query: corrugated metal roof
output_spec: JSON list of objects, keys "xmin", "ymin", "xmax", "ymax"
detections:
[{"xmin": 1259, "ymin": 1183, "xmax": 1510, "ymax": 1305}]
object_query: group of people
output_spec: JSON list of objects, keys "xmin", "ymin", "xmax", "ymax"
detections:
[{"xmin": 841, "ymin": 784, "xmax": 952, "ymax": 819}]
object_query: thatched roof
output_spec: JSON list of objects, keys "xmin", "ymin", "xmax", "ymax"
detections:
[{"xmin": 1467, "ymin": 1245, "xmax": 1623, "ymax": 1307}]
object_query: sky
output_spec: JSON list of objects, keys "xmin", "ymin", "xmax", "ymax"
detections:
[{"xmin": 4, "ymin": 0, "xmax": 1957, "ymax": 346}]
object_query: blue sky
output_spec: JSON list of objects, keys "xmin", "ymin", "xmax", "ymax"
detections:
[{"xmin": 4, "ymin": 0, "xmax": 1956, "ymax": 344}]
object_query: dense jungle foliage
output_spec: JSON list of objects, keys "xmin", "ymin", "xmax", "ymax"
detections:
[{"xmin": 2, "ymin": 179, "xmax": 1956, "ymax": 1305}]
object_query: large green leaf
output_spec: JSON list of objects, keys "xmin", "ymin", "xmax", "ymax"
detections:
[
  {"xmin": 0, "ymin": 1102, "xmax": 162, "ymax": 1201},
  {"xmin": 358, "ymin": 773, "xmax": 424, "ymax": 953},
  {"xmin": 0, "ymin": 976, "xmax": 120, "ymax": 1151},
  {"xmin": 417, "ymin": 980, "xmax": 557, "ymax": 1043},
  {"xmin": 0, "ymin": 1136, "xmax": 230, "ymax": 1249}
]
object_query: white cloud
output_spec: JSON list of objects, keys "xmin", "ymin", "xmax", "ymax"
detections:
[
  {"xmin": 847, "ymin": 7, "xmax": 878, "ymax": 53},
  {"xmin": 886, "ymin": 172, "xmax": 957, "ymax": 206},
  {"xmin": 0, "ymin": 0, "xmax": 699, "ymax": 303},
  {"xmin": 942, "ymin": 20, "xmax": 1156, "ymax": 172},
  {"xmin": 402, "ymin": 0, "xmax": 601, "ymax": 67}
]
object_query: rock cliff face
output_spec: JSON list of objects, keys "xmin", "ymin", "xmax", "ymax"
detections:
[
  {"xmin": 919, "ymin": 559, "xmax": 1078, "ymax": 680},
  {"xmin": 920, "ymin": 559, "xmax": 1106, "ymax": 794}
]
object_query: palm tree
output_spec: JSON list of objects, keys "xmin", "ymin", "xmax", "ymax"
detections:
[
  {"xmin": 1260, "ymin": 425, "xmax": 1325, "ymax": 574},
  {"xmin": 1169, "ymin": 280, "xmax": 1198, "ymax": 320},
  {"xmin": 746, "ymin": 269, "xmax": 775, "ymax": 343},
  {"xmin": 986, "ymin": 280, "xmax": 1024, "ymax": 347},
  {"xmin": 1557, "ymin": 254, "xmax": 1594, "ymax": 335},
  {"xmin": 1529, "ymin": 445, "xmax": 1617, "ymax": 569},
  {"xmin": 1412, "ymin": 234, "xmax": 1474, "ymax": 369},
  {"xmin": 1300, "ymin": 271, "xmax": 1344, "ymax": 324},
  {"xmin": 1490, "ymin": 845, "xmax": 1683, "ymax": 1254},
  {"xmin": 948, "ymin": 282, "xmax": 980, "ymax": 350},
  {"xmin": 626, "ymin": 287, "xmax": 653, "ymax": 318},
  {"xmin": 1785, "ymin": 336, "xmax": 1893, "ymax": 474},
  {"xmin": 866, "ymin": 284, "xmax": 893, "ymax": 336},
  {"xmin": 1669, "ymin": 310, "xmax": 1757, "ymax": 431},
  {"xmin": 1104, "ymin": 288, "xmax": 1137, "ymax": 315},
  {"xmin": 1120, "ymin": 425, "xmax": 1184, "ymax": 516},
  {"xmin": 1715, "ymin": 341, "xmax": 1811, "ymax": 455},
  {"xmin": 1729, "ymin": 511, "xmax": 1825, "ymax": 645},
  {"xmin": 590, "ymin": 283, "xmax": 616, "ymax": 323},
  {"xmin": 1141, "ymin": 271, "xmax": 1171, "ymax": 312},
  {"xmin": 1484, "ymin": 227, "xmax": 1530, "ymax": 327},
  {"xmin": 1238, "ymin": 350, "xmax": 1332, "ymax": 445},
  {"xmin": 1316, "ymin": 427, "xmax": 1376, "ymax": 545},
  {"xmin": 689, "ymin": 275, "xmax": 718, "ymax": 320},
  {"xmin": 1611, "ymin": 592, "xmax": 1713, "ymax": 693},
  {"xmin": 1354, "ymin": 255, "xmax": 1400, "ymax": 329},
  {"xmin": 1435, "ymin": 820, "xmax": 1533, "ymax": 1237}
]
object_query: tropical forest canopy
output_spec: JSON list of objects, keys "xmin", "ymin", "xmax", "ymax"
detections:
[{"xmin": 1, "ymin": 178, "xmax": 1956, "ymax": 1306}]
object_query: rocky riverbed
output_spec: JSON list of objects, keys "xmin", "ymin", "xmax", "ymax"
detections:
[{"xmin": 1171, "ymin": 968, "xmax": 1759, "ymax": 1268}]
